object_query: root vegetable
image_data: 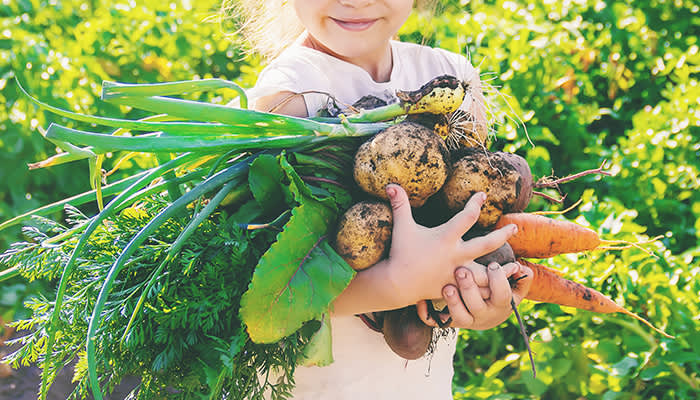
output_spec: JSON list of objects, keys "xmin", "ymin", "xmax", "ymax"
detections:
[
  {"xmin": 382, "ymin": 305, "xmax": 433, "ymax": 360},
  {"xmin": 407, "ymin": 109, "xmax": 489, "ymax": 150},
  {"xmin": 353, "ymin": 121, "xmax": 450, "ymax": 207},
  {"xmin": 442, "ymin": 149, "xmax": 533, "ymax": 227},
  {"xmin": 475, "ymin": 242, "xmax": 516, "ymax": 266},
  {"xmin": 352, "ymin": 95, "xmax": 388, "ymax": 111},
  {"xmin": 334, "ymin": 201, "xmax": 393, "ymax": 271},
  {"xmin": 494, "ymin": 213, "xmax": 600, "ymax": 258},
  {"xmin": 517, "ymin": 258, "xmax": 674, "ymax": 338},
  {"xmin": 396, "ymin": 75, "xmax": 467, "ymax": 115}
]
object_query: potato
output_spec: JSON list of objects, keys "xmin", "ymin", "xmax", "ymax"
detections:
[
  {"xmin": 442, "ymin": 149, "xmax": 533, "ymax": 227},
  {"xmin": 334, "ymin": 200, "xmax": 392, "ymax": 271},
  {"xmin": 353, "ymin": 121, "xmax": 450, "ymax": 208}
]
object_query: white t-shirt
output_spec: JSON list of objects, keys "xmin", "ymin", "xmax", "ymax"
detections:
[
  {"xmin": 248, "ymin": 40, "xmax": 480, "ymax": 117},
  {"xmin": 249, "ymin": 40, "xmax": 478, "ymax": 400}
]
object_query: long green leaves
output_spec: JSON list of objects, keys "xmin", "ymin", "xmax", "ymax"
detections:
[
  {"xmin": 85, "ymin": 158, "xmax": 252, "ymax": 400},
  {"xmin": 45, "ymin": 123, "xmax": 329, "ymax": 153},
  {"xmin": 101, "ymin": 89, "xmax": 390, "ymax": 136},
  {"xmin": 39, "ymin": 153, "xmax": 200, "ymax": 400},
  {"xmin": 102, "ymin": 78, "xmax": 249, "ymax": 109}
]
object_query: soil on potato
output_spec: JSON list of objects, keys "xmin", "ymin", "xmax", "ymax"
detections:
[{"xmin": 1, "ymin": 329, "xmax": 139, "ymax": 400}]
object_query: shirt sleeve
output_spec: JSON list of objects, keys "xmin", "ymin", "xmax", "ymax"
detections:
[{"xmin": 246, "ymin": 52, "xmax": 335, "ymax": 117}]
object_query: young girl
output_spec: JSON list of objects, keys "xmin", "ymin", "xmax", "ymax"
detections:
[{"xmin": 228, "ymin": 1, "xmax": 533, "ymax": 398}]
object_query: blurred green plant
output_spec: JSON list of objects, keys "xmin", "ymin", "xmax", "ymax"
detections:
[
  {"xmin": 1, "ymin": 0, "xmax": 698, "ymax": 399},
  {"xmin": 0, "ymin": 0, "xmax": 262, "ymax": 328},
  {"xmin": 0, "ymin": 0, "xmax": 262, "ymax": 250},
  {"xmin": 401, "ymin": 1, "xmax": 699, "ymax": 399}
]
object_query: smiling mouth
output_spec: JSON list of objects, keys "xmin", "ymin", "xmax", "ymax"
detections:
[{"xmin": 331, "ymin": 17, "xmax": 377, "ymax": 32}]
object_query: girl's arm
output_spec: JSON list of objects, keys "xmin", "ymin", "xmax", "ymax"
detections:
[{"xmin": 253, "ymin": 91, "xmax": 309, "ymax": 117}]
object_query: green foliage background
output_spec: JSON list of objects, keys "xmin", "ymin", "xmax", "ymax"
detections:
[{"xmin": 0, "ymin": 0, "xmax": 698, "ymax": 399}]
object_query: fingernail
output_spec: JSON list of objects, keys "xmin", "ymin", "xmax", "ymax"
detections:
[
  {"xmin": 386, "ymin": 185, "xmax": 396, "ymax": 198},
  {"xmin": 478, "ymin": 192, "xmax": 487, "ymax": 203},
  {"xmin": 489, "ymin": 262, "xmax": 500, "ymax": 271},
  {"xmin": 509, "ymin": 224, "xmax": 518, "ymax": 234},
  {"xmin": 445, "ymin": 287, "xmax": 456, "ymax": 296},
  {"xmin": 456, "ymin": 268, "xmax": 467, "ymax": 279}
]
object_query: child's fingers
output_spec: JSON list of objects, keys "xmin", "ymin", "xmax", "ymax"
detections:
[
  {"xmin": 415, "ymin": 300, "xmax": 439, "ymax": 328},
  {"xmin": 442, "ymin": 192, "xmax": 485, "ymax": 239},
  {"xmin": 460, "ymin": 224, "xmax": 517, "ymax": 261},
  {"xmin": 457, "ymin": 266, "xmax": 491, "ymax": 298},
  {"xmin": 386, "ymin": 184, "xmax": 414, "ymax": 233},
  {"xmin": 486, "ymin": 262, "xmax": 512, "ymax": 308},
  {"xmin": 460, "ymin": 265, "xmax": 488, "ymax": 287},
  {"xmin": 442, "ymin": 284, "xmax": 473, "ymax": 327},
  {"xmin": 454, "ymin": 268, "xmax": 488, "ymax": 318},
  {"xmin": 502, "ymin": 262, "xmax": 519, "ymax": 277}
]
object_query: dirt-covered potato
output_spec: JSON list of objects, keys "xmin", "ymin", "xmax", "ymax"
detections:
[
  {"xmin": 497, "ymin": 152, "xmax": 533, "ymax": 213},
  {"xmin": 442, "ymin": 149, "xmax": 533, "ymax": 227},
  {"xmin": 353, "ymin": 121, "xmax": 450, "ymax": 208},
  {"xmin": 334, "ymin": 200, "xmax": 393, "ymax": 271}
]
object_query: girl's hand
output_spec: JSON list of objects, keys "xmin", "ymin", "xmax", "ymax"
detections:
[
  {"xmin": 416, "ymin": 261, "xmax": 533, "ymax": 330},
  {"xmin": 331, "ymin": 184, "xmax": 517, "ymax": 316},
  {"xmin": 382, "ymin": 184, "xmax": 517, "ymax": 306}
]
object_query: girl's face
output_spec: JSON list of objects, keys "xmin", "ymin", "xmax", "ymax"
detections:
[{"xmin": 292, "ymin": 0, "xmax": 413, "ymax": 61}]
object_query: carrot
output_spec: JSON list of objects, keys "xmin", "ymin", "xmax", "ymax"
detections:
[
  {"xmin": 517, "ymin": 258, "xmax": 674, "ymax": 338},
  {"xmin": 495, "ymin": 213, "xmax": 600, "ymax": 257},
  {"xmin": 495, "ymin": 212, "xmax": 661, "ymax": 258}
]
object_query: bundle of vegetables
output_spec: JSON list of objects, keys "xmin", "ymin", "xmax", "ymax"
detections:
[
  {"xmin": 0, "ymin": 76, "xmax": 471, "ymax": 400},
  {"xmin": 0, "ymin": 73, "xmax": 672, "ymax": 400},
  {"xmin": 329, "ymin": 83, "xmax": 674, "ymax": 365}
]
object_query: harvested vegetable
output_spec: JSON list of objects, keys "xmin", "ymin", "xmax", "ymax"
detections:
[
  {"xmin": 494, "ymin": 213, "xmax": 600, "ymax": 258},
  {"xmin": 493, "ymin": 212, "xmax": 661, "ymax": 259},
  {"xmin": 395, "ymin": 75, "xmax": 467, "ymax": 115},
  {"xmin": 518, "ymin": 259, "xmax": 673, "ymax": 338},
  {"xmin": 441, "ymin": 148, "xmax": 533, "ymax": 227},
  {"xmin": 334, "ymin": 200, "xmax": 392, "ymax": 271},
  {"xmin": 382, "ymin": 305, "xmax": 434, "ymax": 360},
  {"xmin": 0, "ymin": 70, "xmax": 675, "ymax": 400},
  {"xmin": 353, "ymin": 121, "xmax": 451, "ymax": 207},
  {"xmin": 408, "ymin": 108, "xmax": 489, "ymax": 150}
]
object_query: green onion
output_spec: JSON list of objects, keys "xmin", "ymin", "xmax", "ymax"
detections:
[
  {"xmin": 102, "ymin": 78, "xmax": 249, "ymax": 109},
  {"xmin": 45, "ymin": 123, "xmax": 331, "ymax": 153}
]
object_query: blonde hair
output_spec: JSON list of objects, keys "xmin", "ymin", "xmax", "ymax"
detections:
[{"xmin": 220, "ymin": 0, "xmax": 440, "ymax": 60}]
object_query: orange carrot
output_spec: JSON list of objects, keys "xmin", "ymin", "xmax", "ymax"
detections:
[
  {"xmin": 496, "ymin": 213, "xmax": 662, "ymax": 258},
  {"xmin": 517, "ymin": 258, "xmax": 673, "ymax": 338},
  {"xmin": 495, "ymin": 213, "xmax": 602, "ymax": 258}
]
